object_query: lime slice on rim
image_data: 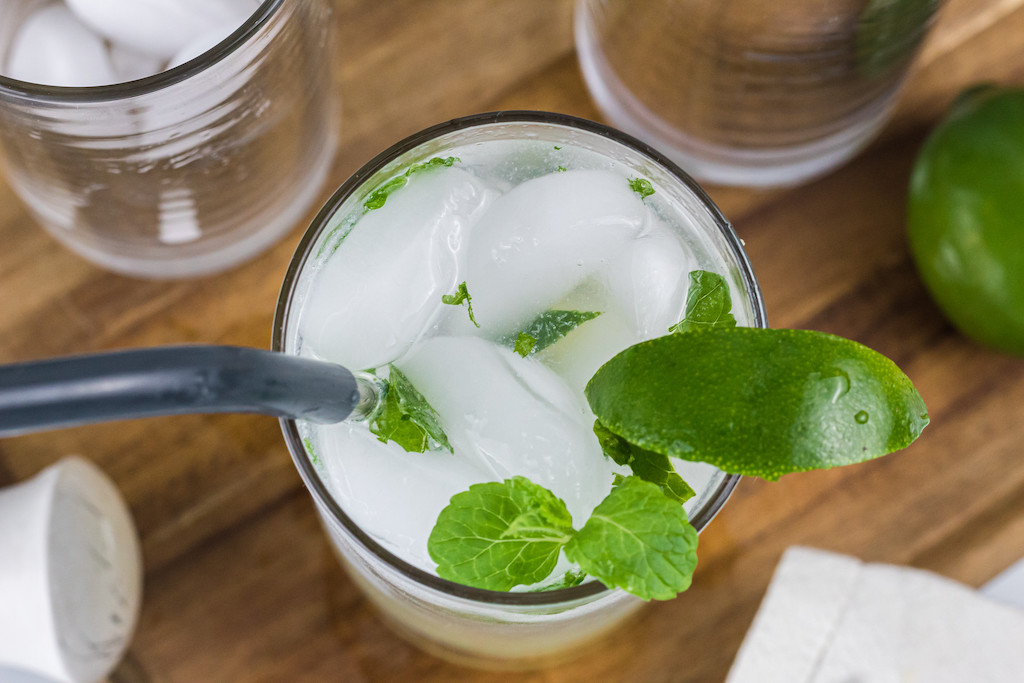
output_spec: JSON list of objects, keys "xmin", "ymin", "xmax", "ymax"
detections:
[{"xmin": 585, "ymin": 328, "xmax": 929, "ymax": 481}]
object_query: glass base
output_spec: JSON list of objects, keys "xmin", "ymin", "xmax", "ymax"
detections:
[{"xmin": 574, "ymin": 10, "xmax": 893, "ymax": 188}]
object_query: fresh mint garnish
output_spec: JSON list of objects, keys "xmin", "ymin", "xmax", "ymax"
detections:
[
  {"xmin": 585, "ymin": 327, "xmax": 929, "ymax": 481},
  {"xmin": 428, "ymin": 477, "xmax": 575, "ymax": 591},
  {"xmin": 669, "ymin": 270, "xmax": 738, "ymax": 334},
  {"xmin": 429, "ymin": 475, "xmax": 696, "ymax": 598},
  {"xmin": 368, "ymin": 366, "xmax": 452, "ymax": 454},
  {"xmin": 564, "ymin": 476, "xmax": 698, "ymax": 600},
  {"xmin": 628, "ymin": 177, "xmax": 655, "ymax": 200},
  {"xmin": 514, "ymin": 332, "xmax": 537, "ymax": 357},
  {"xmin": 501, "ymin": 310, "xmax": 602, "ymax": 354},
  {"xmin": 593, "ymin": 421, "xmax": 695, "ymax": 504},
  {"xmin": 442, "ymin": 281, "xmax": 479, "ymax": 328},
  {"xmin": 557, "ymin": 165, "xmax": 567, "ymax": 173},
  {"xmin": 364, "ymin": 156, "xmax": 459, "ymax": 212}
]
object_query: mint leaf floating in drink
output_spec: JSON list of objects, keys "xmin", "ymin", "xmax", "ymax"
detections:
[
  {"xmin": 319, "ymin": 156, "xmax": 461, "ymax": 257},
  {"xmin": 564, "ymin": 476, "xmax": 698, "ymax": 600},
  {"xmin": 586, "ymin": 328, "xmax": 929, "ymax": 481},
  {"xmin": 428, "ymin": 477, "xmax": 575, "ymax": 591},
  {"xmin": 628, "ymin": 177, "xmax": 655, "ymax": 200},
  {"xmin": 501, "ymin": 310, "xmax": 602, "ymax": 354},
  {"xmin": 364, "ymin": 156, "xmax": 460, "ymax": 211},
  {"xmin": 514, "ymin": 332, "xmax": 537, "ymax": 357},
  {"xmin": 442, "ymin": 281, "xmax": 479, "ymax": 328},
  {"xmin": 368, "ymin": 366, "xmax": 452, "ymax": 454},
  {"xmin": 593, "ymin": 421, "xmax": 695, "ymax": 503},
  {"xmin": 529, "ymin": 569, "xmax": 587, "ymax": 592},
  {"xmin": 669, "ymin": 270, "xmax": 738, "ymax": 334}
]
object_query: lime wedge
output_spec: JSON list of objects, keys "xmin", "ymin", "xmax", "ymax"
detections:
[{"xmin": 585, "ymin": 328, "xmax": 928, "ymax": 481}]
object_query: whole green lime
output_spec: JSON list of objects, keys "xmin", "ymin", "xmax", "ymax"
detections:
[{"xmin": 908, "ymin": 85, "xmax": 1024, "ymax": 356}]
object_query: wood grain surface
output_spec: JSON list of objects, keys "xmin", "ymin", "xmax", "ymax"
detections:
[{"xmin": 2, "ymin": 1, "xmax": 1024, "ymax": 681}]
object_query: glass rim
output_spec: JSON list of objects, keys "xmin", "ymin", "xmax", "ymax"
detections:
[
  {"xmin": 0, "ymin": 0, "xmax": 279, "ymax": 103},
  {"xmin": 272, "ymin": 110, "xmax": 767, "ymax": 607}
]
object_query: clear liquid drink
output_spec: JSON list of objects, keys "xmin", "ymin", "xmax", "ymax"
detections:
[{"xmin": 274, "ymin": 112, "xmax": 766, "ymax": 668}]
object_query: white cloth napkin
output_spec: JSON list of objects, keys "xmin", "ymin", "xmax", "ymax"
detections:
[{"xmin": 727, "ymin": 547, "xmax": 1024, "ymax": 683}]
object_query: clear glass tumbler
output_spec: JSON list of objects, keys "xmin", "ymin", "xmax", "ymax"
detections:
[
  {"xmin": 273, "ymin": 112, "xmax": 768, "ymax": 669},
  {"xmin": 0, "ymin": 0, "xmax": 337, "ymax": 279},
  {"xmin": 576, "ymin": 0, "xmax": 942, "ymax": 187}
]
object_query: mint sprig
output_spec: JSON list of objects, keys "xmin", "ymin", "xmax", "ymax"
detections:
[
  {"xmin": 428, "ymin": 476, "xmax": 697, "ymax": 599},
  {"xmin": 593, "ymin": 421, "xmax": 695, "ymax": 504},
  {"xmin": 428, "ymin": 477, "xmax": 575, "ymax": 591},
  {"xmin": 442, "ymin": 281, "xmax": 479, "ymax": 328},
  {"xmin": 669, "ymin": 270, "xmax": 737, "ymax": 334},
  {"xmin": 368, "ymin": 366, "xmax": 452, "ymax": 454},
  {"xmin": 564, "ymin": 477, "xmax": 698, "ymax": 600},
  {"xmin": 501, "ymin": 309, "xmax": 602, "ymax": 355}
]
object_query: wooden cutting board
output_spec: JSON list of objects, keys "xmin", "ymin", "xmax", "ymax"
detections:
[{"xmin": 1, "ymin": 1, "xmax": 1023, "ymax": 680}]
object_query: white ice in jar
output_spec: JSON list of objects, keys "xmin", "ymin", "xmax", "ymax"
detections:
[{"xmin": 5, "ymin": 4, "xmax": 118, "ymax": 87}]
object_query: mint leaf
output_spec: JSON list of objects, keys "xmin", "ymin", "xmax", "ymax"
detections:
[
  {"xmin": 442, "ymin": 281, "xmax": 479, "ymax": 328},
  {"xmin": 428, "ymin": 477, "xmax": 575, "ymax": 591},
  {"xmin": 669, "ymin": 270, "xmax": 737, "ymax": 334},
  {"xmin": 319, "ymin": 157, "xmax": 459, "ymax": 257},
  {"xmin": 364, "ymin": 156, "xmax": 459, "ymax": 212},
  {"xmin": 528, "ymin": 568, "xmax": 587, "ymax": 592},
  {"xmin": 368, "ymin": 366, "xmax": 452, "ymax": 454},
  {"xmin": 564, "ymin": 476, "xmax": 698, "ymax": 600},
  {"xmin": 593, "ymin": 421, "xmax": 695, "ymax": 504},
  {"xmin": 302, "ymin": 437, "xmax": 321, "ymax": 467},
  {"xmin": 514, "ymin": 332, "xmax": 537, "ymax": 357},
  {"xmin": 502, "ymin": 310, "xmax": 602, "ymax": 354},
  {"xmin": 628, "ymin": 177, "xmax": 655, "ymax": 200},
  {"xmin": 585, "ymin": 328, "xmax": 929, "ymax": 480}
]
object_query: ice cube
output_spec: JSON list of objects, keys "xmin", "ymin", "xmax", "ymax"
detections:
[
  {"xmin": 107, "ymin": 42, "xmax": 166, "ymax": 82},
  {"xmin": 318, "ymin": 424, "xmax": 487, "ymax": 571},
  {"xmin": 65, "ymin": 0, "xmax": 260, "ymax": 61},
  {"xmin": 300, "ymin": 168, "xmax": 498, "ymax": 371},
  {"xmin": 4, "ymin": 4, "xmax": 118, "ymax": 87},
  {"xmin": 537, "ymin": 303, "xmax": 641, "ymax": 397},
  {"xmin": 464, "ymin": 170, "xmax": 648, "ymax": 335},
  {"xmin": 398, "ymin": 336, "xmax": 619, "ymax": 523},
  {"xmin": 601, "ymin": 217, "xmax": 693, "ymax": 338},
  {"xmin": 167, "ymin": 22, "xmax": 241, "ymax": 70}
]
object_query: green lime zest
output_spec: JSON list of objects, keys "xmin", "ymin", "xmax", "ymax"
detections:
[
  {"xmin": 593, "ymin": 421, "xmax": 695, "ymax": 504},
  {"xmin": 442, "ymin": 281, "xmax": 479, "ymax": 328},
  {"xmin": 364, "ymin": 156, "xmax": 459, "ymax": 212},
  {"xmin": 628, "ymin": 177, "xmax": 655, "ymax": 200},
  {"xmin": 428, "ymin": 477, "xmax": 575, "ymax": 591},
  {"xmin": 564, "ymin": 476, "xmax": 697, "ymax": 600},
  {"xmin": 585, "ymin": 328, "xmax": 929, "ymax": 481},
  {"xmin": 669, "ymin": 270, "xmax": 737, "ymax": 334},
  {"xmin": 368, "ymin": 366, "xmax": 452, "ymax": 454},
  {"xmin": 501, "ymin": 310, "xmax": 602, "ymax": 355},
  {"xmin": 557, "ymin": 165, "xmax": 567, "ymax": 173},
  {"xmin": 514, "ymin": 332, "xmax": 537, "ymax": 357}
]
